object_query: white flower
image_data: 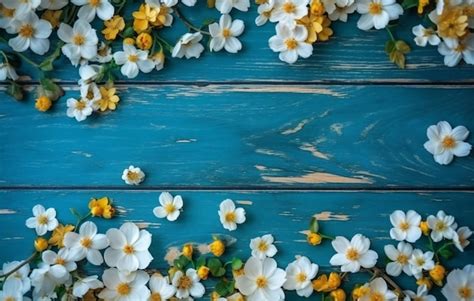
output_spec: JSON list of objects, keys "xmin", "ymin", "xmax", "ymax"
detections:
[
  {"xmin": 408, "ymin": 249, "xmax": 435, "ymax": 277},
  {"xmin": 235, "ymin": 257, "xmax": 286, "ymax": 301},
  {"xmin": 25, "ymin": 204, "xmax": 58, "ymax": 236},
  {"xmin": 218, "ymin": 199, "xmax": 246, "ymax": 231},
  {"xmin": 209, "ymin": 14, "xmax": 245, "ymax": 53},
  {"xmin": 283, "ymin": 256, "xmax": 318, "ymax": 297},
  {"xmin": 30, "ymin": 263, "xmax": 66, "ymax": 298},
  {"xmin": 384, "ymin": 242, "xmax": 413, "ymax": 276},
  {"xmin": 152, "ymin": 51, "xmax": 165, "ymax": 71},
  {"xmin": 438, "ymin": 35, "xmax": 474, "ymax": 67},
  {"xmin": 0, "ymin": 278, "xmax": 27, "ymax": 301},
  {"xmin": 329, "ymin": 234, "xmax": 378, "ymax": 273},
  {"xmin": 269, "ymin": 23, "xmax": 313, "ymax": 64},
  {"xmin": 250, "ymin": 234, "xmax": 278, "ymax": 260},
  {"xmin": 181, "ymin": 0, "xmax": 197, "ymax": 6},
  {"xmin": 171, "ymin": 269, "xmax": 205, "ymax": 299},
  {"xmin": 149, "ymin": 274, "xmax": 176, "ymax": 301},
  {"xmin": 58, "ymin": 19, "xmax": 98, "ymax": 66},
  {"xmin": 442, "ymin": 264, "xmax": 474, "ymax": 301},
  {"xmin": 66, "ymin": 98, "xmax": 93, "ymax": 122},
  {"xmin": 113, "ymin": 44, "xmax": 154, "ymax": 79},
  {"xmin": 360, "ymin": 278, "xmax": 397, "ymax": 301},
  {"xmin": 403, "ymin": 285, "xmax": 436, "ymax": 301},
  {"xmin": 356, "ymin": 0, "xmax": 403, "ymax": 30},
  {"xmin": 0, "ymin": 63, "xmax": 19, "ymax": 81},
  {"xmin": 7, "ymin": 12, "xmax": 52, "ymax": 55},
  {"xmin": 99, "ymin": 268, "xmax": 151, "ymax": 301},
  {"xmin": 412, "ymin": 25, "xmax": 440, "ymax": 47},
  {"xmin": 121, "ymin": 165, "xmax": 146, "ymax": 185},
  {"xmin": 454, "ymin": 226, "xmax": 472, "ymax": 252},
  {"xmin": 270, "ymin": 0, "xmax": 309, "ymax": 25},
  {"xmin": 64, "ymin": 221, "xmax": 109, "ymax": 266},
  {"xmin": 42, "ymin": 248, "xmax": 79, "ymax": 275},
  {"xmin": 172, "ymin": 32, "xmax": 204, "ymax": 59},
  {"xmin": 94, "ymin": 42, "xmax": 113, "ymax": 63},
  {"xmin": 328, "ymin": 4, "xmax": 357, "ymax": 22},
  {"xmin": 104, "ymin": 222, "xmax": 153, "ymax": 272},
  {"xmin": 40, "ymin": 0, "xmax": 68, "ymax": 10},
  {"xmin": 73, "ymin": 275, "xmax": 103, "ymax": 298},
  {"xmin": 1, "ymin": 261, "xmax": 31, "ymax": 294},
  {"xmin": 424, "ymin": 121, "xmax": 472, "ymax": 165},
  {"xmin": 153, "ymin": 192, "xmax": 183, "ymax": 221},
  {"xmin": 78, "ymin": 64, "xmax": 101, "ymax": 109},
  {"xmin": 389, "ymin": 210, "xmax": 422, "ymax": 243},
  {"xmin": 71, "ymin": 0, "xmax": 114, "ymax": 22},
  {"xmin": 215, "ymin": 0, "xmax": 250, "ymax": 14},
  {"xmin": 2, "ymin": 0, "xmax": 40, "ymax": 17},
  {"xmin": 0, "ymin": 5, "xmax": 18, "ymax": 30},
  {"xmin": 256, "ymin": 0, "xmax": 275, "ymax": 26},
  {"xmin": 427, "ymin": 210, "xmax": 457, "ymax": 242}
]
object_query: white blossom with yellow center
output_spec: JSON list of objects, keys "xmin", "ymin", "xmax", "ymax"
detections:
[
  {"xmin": 269, "ymin": 22, "xmax": 313, "ymax": 64},
  {"xmin": 64, "ymin": 221, "xmax": 109, "ymax": 266},
  {"xmin": 7, "ymin": 11, "xmax": 52, "ymax": 55},
  {"xmin": 209, "ymin": 14, "xmax": 245, "ymax": 53},
  {"xmin": 148, "ymin": 274, "xmax": 176, "ymax": 301},
  {"xmin": 408, "ymin": 249, "xmax": 435, "ymax": 277},
  {"xmin": 356, "ymin": 0, "xmax": 403, "ymax": 30},
  {"xmin": 442, "ymin": 264, "xmax": 474, "ymax": 301},
  {"xmin": 218, "ymin": 199, "xmax": 246, "ymax": 231},
  {"xmin": 98, "ymin": 268, "xmax": 151, "ymax": 300},
  {"xmin": 153, "ymin": 192, "xmax": 184, "ymax": 221},
  {"xmin": 172, "ymin": 32, "xmax": 205, "ymax": 59},
  {"xmin": 384, "ymin": 241, "xmax": 413, "ymax": 276},
  {"xmin": 454, "ymin": 226, "xmax": 472, "ymax": 252},
  {"xmin": 404, "ymin": 285, "xmax": 436, "ymax": 301},
  {"xmin": 58, "ymin": 19, "xmax": 98, "ymax": 66},
  {"xmin": 72, "ymin": 275, "xmax": 103, "ymax": 298},
  {"xmin": 360, "ymin": 278, "xmax": 397, "ymax": 301},
  {"xmin": 71, "ymin": 0, "xmax": 114, "ymax": 22},
  {"xmin": 389, "ymin": 210, "xmax": 422, "ymax": 243},
  {"xmin": 215, "ymin": 0, "xmax": 250, "ymax": 14},
  {"xmin": 121, "ymin": 165, "xmax": 146, "ymax": 185},
  {"xmin": 270, "ymin": 0, "xmax": 309, "ymax": 25},
  {"xmin": 66, "ymin": 98, "xmax": 93, "ymax": 122},
  {"xmin": 424, "ymin": 121, "xmax": 472, "ymax": 164},
  {"xmin": 427, "ymin": 210, "xmax": 457, "ymax": 242},
  {"xmin": 1, "ymin": 262, "xmax": 31, "ymax": 294},
  {"xmin": 113, "ymin": 44, "xmax": 155, "ymax": 79},
  {"xmin": 42, "ymin": 248, "xmax": 79, "ymax": 280},
  {"xmin": 283, "ymin": 256, "xmax": 319, "ymax": 297},
  {"xmin": 171, "ymin": 269, "xmax": 205, "ymax": 299},
  {"xmin": 329, "ymin": 234, "xmax": 378, "ymax": 273},
  {"xmin": 25, "ymin": 204, "xmax": 58, "ymax": 236},
  {"xmin": 0, "ymin": 278, "xmax": 27, "ymax": 301},
  {"xmin": 250, "ymin": 234, "xmax": 278, "ymax": 260},
  {"xmin": 412, "ymin": 24, "xmax": 441, "ymax": 47},
  {"xmin": 438, "ymin": 35, "xmax": 474, "ymax": 67}
]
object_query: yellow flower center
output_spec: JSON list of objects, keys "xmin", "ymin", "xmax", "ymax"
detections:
[
  {"xmin": 150, "ymin": 293, "xmax": 162, "ymax": 301},
  {"xmin": 19, "ymin": 24, "xmax": 34, "ymax": 38},
  {"xmin": 258, "ymin": 241, "xmax": 268, "ymax": 252},
  {"xmin": 416, "ymin": 258, "xmax": 425, "ymax": 266},
  {"xmin": 370, "ymin": 292, "xmax": 385, "ymax": 301},
  {"xmin": 435, "ymin": 221, "xmax": 447, "ymax": 231},
  {"xmin": 89, "ymin": 0, "xmax": 100, "ymax": 6},
  {"xmin": 127, "ymin": 171, "xmax": 140, "ymax": 181},
  {"xmin": 399, "ymin": 221, "xmax": 410, "ymax": 231},
  {"xmin": 123, "ymin": 244, "xmax": 135, "ymax": 254},
  {"xmin": 222, "ymin": 28, "xmax": 232, "ymax": 38},
  {"xmin": 128, "ymin": 54, "xmax": 139, "ymax": 62},
  {"xmin": 117, "ymin": 283, "xmax": 131, "ymax": 295},
  {"xmin": 73, "ymin": 34, "xmax": 85, "ymax": 46},
  {"xmin": 5, "ymin": 297, "xmax": 15, "ymax": 301},
  {"xmin": 38, "ymin": 215, "xmax": 49, "ymax": 225},
  {"xmin": 225, "ymin": 212, "xmax": 236, "ymax": 222},
  {"xmin": 75, "ymin": 100, "xmax": 87, "ymax": 110},
  {"xmin": 459, "ymin": 286, "xmax": 472, "ymax": 298},
  {"xmin": 285, "ymin": 38, "xmax": 298, "ymax": 50},
  {"xmin": 397, "ymin": 254, "xmax": 408, "ymax": 264},
  {"xmin": 165, "ymin": 203, "xmax": 176, "ymax": 214},
  {"xmin": 55, "ymin": 258, "xmax": 66, "ymax": 265},
  {"xmin": 256, "ymin": 276, "xmax": 267, "ymax": 288},
  {"xmin": 455, "ymin": 43, "xmax": 466, "ymax": 52},
  {"xmin": 346, "ymin": 248, "xmax": 360, "ymax": 261},
  {"xmin": 81, "ymin": 237, "xmax": 92, "ymax": 248},
  {"xmin": 178, "ymin": 276, "xmax": 193, "ymax": 289},
  {"xmin": 297, "ymin": 272, "xmax": 307, "ymax": 283},
  {"xmin": 0, "ymin": 6, "xmax": 15, "ymax": 18},
  {"xmin": 369, "ymin": 2, "xmax": 383, "ymax": 15},
  {"xmin": 283, "ymin": 2, "xmax": 296, "ymax": 13},
  {"xmin": 442, "ymin": 136, "xmax": 456, "ymax": 149}
]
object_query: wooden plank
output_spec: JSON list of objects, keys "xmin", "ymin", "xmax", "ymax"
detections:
[
  {"xmin": 0, "ymin": 189, "xmax": 472, "ymax": 299},
  {"xmin": 2, "ymin": 3, "xmax": 473, "ymax": 84},
  {"xmin": 1, "ymin": 84, "xmax": 474, "ymax": 188}
]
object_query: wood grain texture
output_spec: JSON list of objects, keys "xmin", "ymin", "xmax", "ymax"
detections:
[
  {"xmin": 1, "ymin": 3, "xmax": 473, "ymax": 84},
  {"xmin": 0, "ymin": 190, "xmax": 473, "ymax": 300},
  {"xmin": 1, "ymin": 85, "xmax": 473, "ymax": 188}
]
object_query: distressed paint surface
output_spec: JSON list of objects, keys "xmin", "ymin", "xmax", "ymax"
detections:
[
  {"xmin": 0, "ymin": 190, "xmax": 473, "ymax": 300},
  {"xmin": 1, "ymin": 85, "xmax": 473, "ymax": 188}
]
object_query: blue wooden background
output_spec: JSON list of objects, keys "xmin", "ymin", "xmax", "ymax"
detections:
[{"xmin": 1, "ymin": 3, "xmax": 474, "ymax": 300}]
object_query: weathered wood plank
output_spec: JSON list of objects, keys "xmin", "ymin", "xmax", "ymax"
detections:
[
  {"xmin": 1, "ymin": 3, "xmax": 473, "ymax": 84},
  {"xmin": 0, "ymin": 190, "xmax": 472, "ymax": 300},
  {"xmin": 1, "ymin": 84, "xmax": 473, "ymax": 188}
]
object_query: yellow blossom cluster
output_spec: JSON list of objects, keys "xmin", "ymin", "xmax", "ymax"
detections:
[
  {"xmin": 88, "ymin": 197, "xmax": 115, "ymax": 219},
  {"xmin": 298, "ymin": 0, "xmax": 334, "ymax": 44}
]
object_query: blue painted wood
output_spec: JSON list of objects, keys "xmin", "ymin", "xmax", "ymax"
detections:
[
  {"xmin": 1, "ymin": 3, "xmax": 473, "ymax": 84},
  {"xmin": 1, "ymin": 85, "xmax": 473, "ymax": 188},
  {"xmin": 0, "ymin": 190, "xmax": 473, "ymax": 300}
]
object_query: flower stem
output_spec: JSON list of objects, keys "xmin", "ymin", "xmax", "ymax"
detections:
[
  {"xmin": 174, "ymin": 7, "xmax": 211, "ymax": 36},
  {"xmin": 0, "ymin": 252, "xmax": 37, "ymax": 279},
  {"xmin": 428, "ymin": 236, "xmax": 441, "ymax": 262},
  {"xmin": 321, "ymin": 234, "xmax": 335, "ymax": 240},
  {"xmin": 386, "ymin": 27, "xmax": 396, "ymax": 42},
  {"xmin": 75, "ymin": 212, "xmax": 92, "ymax": 230}
]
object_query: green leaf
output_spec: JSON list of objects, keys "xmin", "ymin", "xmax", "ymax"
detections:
[
  {"xmin": 309, "ymin": 217, "xmax": 319, "ymax": 233},
  {"xmin": 231, "ymin": 258, "xmax": 243, "ymax": 270},
  {"xmin": 385, "ymin": 40, "xmax": 395, "ymax": 54},
  {"xmin": 401, "ymin": 0, "xmax": 418, "ymax": 9},
  {"xmin": 215, "ymin": 280, "xmax": 230, "ymax": 296},
  {"xmin": 39, "ymin": 43, "xmax": 62, "ymax": 72},
  {"xmin": 439, "ymin": 245, "xmax": 454, "ymax": 259},
  {"xmin": 70, "ymin": 208, "xmax": 82, "ymax": 219},
  {"xmin": 6, "ymin": 81, "xmax": 24, "ymax": 101},
  {"xmin": 39, "ymin": 78, "xmax": 64, "ymax": 101},
  {"xmin": 122, "ymin": 26, "xmax": 135, "ymax": 38},
  {"xmin": 174, "ymin": 255, "xmax": 190, "ymax": 270},
  {"xmin": 195, "ymin": 256, "xmax": 206, "ymax": 268},
  {"xmin": 208, "ymin": 258, "xmax": 223, "ymax": 276}
]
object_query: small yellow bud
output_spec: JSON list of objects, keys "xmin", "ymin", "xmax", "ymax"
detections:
[
  {"xmin": 182, "ymin": 243, "xmax": 193, "ymax": 258},
  {"xmin": 429, "ymin": 264, "xmax": 446, "ymax": 286},
  {"xmin": 312, "ymin": 274, "xmax": 328, "ymax": 292},
  {"xmin": 197, "ymin": 266, "xmax": 210, "ymax": 280},
  {"xmin": 307, "ymin": 232, "xmax": 322, "ymax": 245},
  {"xmin": 420, "ymin": 221, "xmax": 430, "ymax": 236},
  {"xmin": 136, "ymin": 32, "xmax": 153, "ymax": 50},
  {"xmin": 123, "ymin": 37, "xmax": 135, "ymax": 45},
  {"xmin": 34, "ymin": 237, "xmax": 48, "ymax": 252},
  {"xmin": 416, "ymin": 277, "xmax": 433, "ymax": 290},
  {"xmin": 209, "ymin": 239, "xmax": 225, "ymax": 257},
  {"xmin": 327, "ymin": 272, "xmax": 342, "ymax": 290},
  {"xmin": 90, "ymin": 206, "xmax": 103, "ymax": 217},
  {"xmin": 35, "ymin": 96, "xmax": 52, "ymax": 112},
  {"xmin": 352, "ymin": 286, "xmax": 370, "ymax": 300},
  {"xmin": 210, "ymin": 292, "xmax": 220, "ymax": 301},
  {"xmin": 330, "ymin": 288, "xmax": 347, "ymax": 301}
]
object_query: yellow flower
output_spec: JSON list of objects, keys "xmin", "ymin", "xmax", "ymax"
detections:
[
  {"xmin": 48, "ymin": 224, "xmax": 75, "ymax": 248},
  {"xmin": 182, "ymin": 243, "xmax": 193, "ymax": 258},
  {"xmin": 102, "ymin": 206, "xmax": 115, "ymax": 219},
  {"xmin": 35, "ymin": 96, "xmax": 52, "ymax": 112},
  {"xmin": 417, "ymin": 0, "xmax": 429, "ymax": 14},
  {"xmin": 298, "ymin": 14, "xmax": 333, "ymax": 43},
  {"xmin": 34, "ymin": 237, "xmax": 49, "ymax": 252},
  {"xmin": 312, "ymin": 273, "xmax": 341, "ymax": 292},
  {"xmin": 416, "ymin": 277, "xmax": 433, "ymax": 290},
  {"xmin": 210, "ymin": 292, "xmax": 221, "ymax": 301},
  {"xmin": 102, "ymin": 15, "xmax": 125, "ymax": 40},
  {"xmin": 197, "ymin": 266, "xmax": 210, "ymax": 280},
  {"xmin": 429, "ymin": 264, "xmax": 446, "ymax": 286},
  {"xmin": 437, "ymin": 7, "xmax": 469, "ymax": 39},
  {"xmin": 312, "ymin": 274, "xmax": 328, "ymax": 292},
  {"xmin": 151, "ymin": 6, "xmax": 171, "ymax": 28},
  {"xmin": 136, "ymin": 32, "xmax": 153, "ymax": 50},
  {"xmin": 98, "ymin": 86, "xmax": 119, "ymax": 112},
  {"xmin": 352, "ymin": 286, "xmax": 370, "ymax": 300},
  {"xmin": 133, "ymin": 4, "xmax": 159, "ymax": 33},
  {"xmin": 307, "ymin": 232, "xmax": 322, "ymax": 245},
  {"xmin": 317, "ymin": 16, "xmax": 333, "ymax": 42},
  {"xmin": 327, "ymin": 272, "xmax": 342, "ymax": 290},
  {"xmin": 41, "ymin": 10, "xmax": 62, "ymax": 28},
  {"xmin": 124, "ymin": 37, "xmax": 135, "ymax": 45},
  {"xmin": 330, "ymin": 288, "xmax": 346, "ymax": 301},
  {"xmin": 209, "ymin": 239, "xmax": 225, "ymax": 257},
  {"xmin": 310, "ymin": 0, "xmax": 326, "ymax": 16},
  {"xmin": 420, "ymin": 221, "xmax": 430, "ymax": 236},
  {"xmin": 89, "ymin": 197, "xmax": 115, "ymax": 219}
]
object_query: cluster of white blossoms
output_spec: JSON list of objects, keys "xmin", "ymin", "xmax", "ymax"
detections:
[{"xmin": 412, "ymin": 0, "xmax": 473, "ymax": 66}]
